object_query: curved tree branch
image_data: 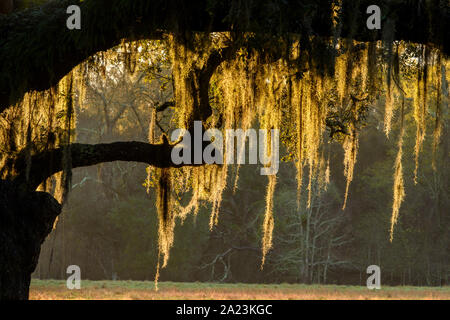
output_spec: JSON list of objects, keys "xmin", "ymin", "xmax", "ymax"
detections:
[{"xmin": 12, "ymin": 140, "xmax": 178, "ymax": 190}]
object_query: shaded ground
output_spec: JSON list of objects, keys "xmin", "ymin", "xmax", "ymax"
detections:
[{"xmin": 29, "ymin": 280, "xmax": 450, "ymax": 300}]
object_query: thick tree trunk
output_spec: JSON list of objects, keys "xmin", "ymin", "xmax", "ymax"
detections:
[
  {"xmin": 0, "ymin": 139, "xmax": 183, "ymax": 299},
  {"xmin": 0, "ymin": 0, "xmax": 13, "ymax": 14},
  {"xmin": 0, "ymin": 180, "xmax": 61, "ymax": 300}
]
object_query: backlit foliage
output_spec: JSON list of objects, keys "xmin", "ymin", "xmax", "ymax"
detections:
[
  {"xmin": 0, "ymin": 4, "xmax": 448, "ymax": 282},
  {"xmin": 391, "ymin": 97, "xmax": 405, "ymax": 242}
]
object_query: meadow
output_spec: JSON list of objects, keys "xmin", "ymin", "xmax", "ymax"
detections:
[{"xmin": 29, "ymin": 280, "xmax": 450, "ymax": 300}]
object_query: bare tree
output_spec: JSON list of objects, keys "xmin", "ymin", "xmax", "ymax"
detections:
[{"xmin": 270, "ymin": 178, "xmax": 351, "ymax": 284}]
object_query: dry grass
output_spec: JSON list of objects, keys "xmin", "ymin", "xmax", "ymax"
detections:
[{"xmin": 29, "ymin": 280, "xmax": 450, "ymax": 300}]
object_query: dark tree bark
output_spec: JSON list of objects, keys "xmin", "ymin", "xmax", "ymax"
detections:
[
  {"xmin": 12, "ymin": 141, "xmax": 176, "ymax": 191},
  {"xmin": 0, "ymin": 180, "xmax": 61, "ymax": 300}
]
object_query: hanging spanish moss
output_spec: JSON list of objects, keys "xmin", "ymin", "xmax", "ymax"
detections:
[
  {"xmin": 293, "ymin": 78, "xmax": 304, "ymax": 206},
  {"xmin": 145, "ymin": 108, "xmax": 157, "ymax": 194},
  {"xmin": 342, "ymin": 125, "xmax": 358, "ymax": 210},
  {"xmin": 59, "ymin": 73, "xmax": 75, "ymax": 204},
  {"xmin": 432, "ymin": 56, "xmax": 443, "ymax": 171},
  {"xmin": 390, "ymin": 97, "xmax": 406, "ymax": 242},
  {"xmin": 382, "ymin": 19, "xmax": 395, "ymax": 137},
  {"xmin": 152, "ymin": 30, "xmax": 446, "ymax": 265},
  {"xmin": 1, "ymin": 0, "xmax": 447, "ymax": 283},
  {"xmin": 384, "ymin": 70, "xmax": 394, "ymax": 137},
  {"xmin": 413, "ymin": 46, "xmax": 429, "ymax": 184},
  {"xmin": 261, "ymin": 174, "xmax": 276, "ymax": 268},
  {"xmin": 156, "ymin": 167, "xmax": 174, "ymax": 268}
]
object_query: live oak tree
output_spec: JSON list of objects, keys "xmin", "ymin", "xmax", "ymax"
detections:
[{"xmin": 0, "ymin": 0, "xmax": 448, "ymax": 299}]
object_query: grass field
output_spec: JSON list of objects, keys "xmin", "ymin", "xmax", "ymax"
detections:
[{"xmin": 29, "ymin": 280, "xmax": 450, "ymax": 300}]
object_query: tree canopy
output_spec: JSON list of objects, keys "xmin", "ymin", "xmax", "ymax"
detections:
[{"xmin": 1, "ymin": 0, "xmax": 448, "ymax": 110}]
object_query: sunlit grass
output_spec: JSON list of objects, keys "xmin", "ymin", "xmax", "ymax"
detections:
[{"xmin": 29, "ymin": 280, "xmax": 450, "ymax": 300}]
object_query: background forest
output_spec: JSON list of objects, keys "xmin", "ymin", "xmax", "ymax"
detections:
[{"xmin": 31, "ymin": 41, "xmax": 449, "ymax": 287}]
